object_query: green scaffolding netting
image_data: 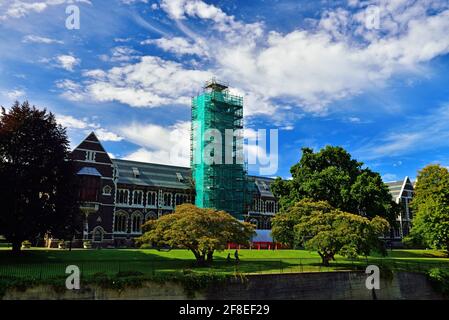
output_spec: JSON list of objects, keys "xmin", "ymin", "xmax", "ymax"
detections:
[{"xmin": 191, "ymin": 88, "xmax": 250, "ymax": 220}]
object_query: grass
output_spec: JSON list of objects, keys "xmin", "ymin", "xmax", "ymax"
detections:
[{"xmin": 0, "ymin": 247, "xmax": 448, "ymax": 280}]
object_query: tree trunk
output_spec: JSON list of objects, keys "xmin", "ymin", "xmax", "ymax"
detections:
[
  {"xmin": 318, "ymin": 252, "xmax": 331, "ymax": 266},
  {"xmin": 206, "ymin": 251, "xmax": 214, "ymax": 263},
  {"xmin": 12, "ymin": 240, "xmax": 21, "ymax": 254},
  {"xmin": 191, "ymin": 249, "xmax": 207, "ymax": 266}
]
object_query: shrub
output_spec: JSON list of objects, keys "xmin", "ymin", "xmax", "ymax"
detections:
[
  {"xmin": 21, "ymin": 240, "xmax": 31, "ymax": 249},
  {"xmin": 427, "ymin": 268, "xmax": 449, "ymax": 295}
]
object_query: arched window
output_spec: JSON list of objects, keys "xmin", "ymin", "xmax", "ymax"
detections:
[
  {"xmin": 92, "ymin": 226, "xmax": 105, "ymax": 242},
  {"xmin": 103, "ymin": 185, "xmax": 112, "ymax": 196},
  {"xmin": 145, "ymin": 211, "xmax": 157, "ymax": 221},
  {"xmin": 114, "ymin": 211, "xmax": 128, "ymax": 233},
  {"xmin": 117, "ymin": 189, "xmax": 129, "ymax": 205},
  {"xmin": 175, "ymin": 194, "xmax": 188, "ymax": 206},
  {"xmin": 133, "ymin": 190, "xmax": 143, "ymax": 206},
  {"xmin": 147, "ymin": 191, "xmax": 157, "ymax": 206},
  {"xmin": 163, "ymin": 192, "xmax": 172, "ymax": 207},
  {"xmin": 131, "ymin": 211, "xmax": 144, "ymax": 233},
  {"xmin": 249, "ymin": 218, "xmax": 259, "ymax": 228}
]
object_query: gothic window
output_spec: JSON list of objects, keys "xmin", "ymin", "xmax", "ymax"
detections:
[
  {"xmin": 147, "ymin": 191, "xmax": 157, "ymax": 206},
  {"xmin": 175, "ymin": 194, "xmax": 188, "ymax": 206},
  {"xmin": 145, "ymin": 211, "xmax": 157, "ymax": 221},
  {"xmin": 103, "ymin": 185, "xmax": 112, "ymax": 196},
  {"xmin": 163, "ymin": 192, "xmax": 172, "ymax": 207},
  {"xmin": 249, "ymin": 218, "xmax": 259, "ymax": 228},
  {"xmin": 92, "ymin": 226, "xmax": 105, "ymax": 242},
  {"xmin": 114, "ymin": 211, "xmax": 128, "ymax": 232},
  {"xmin": 131, "ymin": 212, "xmax": 144, "ymax": 233},
  {"xmin": 117, "ymin": 189, "xmax": 129, "ymax": 205},
  {"xmin": 133, "ymin": 190, "xmax": 143, "ymax": 205}
]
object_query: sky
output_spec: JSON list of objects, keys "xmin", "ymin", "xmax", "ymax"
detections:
[{"xmin": 1, "ymin": 0, "xmax": 449, "ymax": 181}]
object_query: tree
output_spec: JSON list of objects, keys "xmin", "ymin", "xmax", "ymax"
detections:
[
  {"xmin": 293, "ymin": 205, "xmax": 390, "ymax": 265},
  {"xmin": 0, "ymin": 101, "xmax": 81, "ymax": 253},
  {"xmin": 271, "ymin": 199, "xmax": 334, "ymax": 247},
  {"xmin": 137, "ymin": 204, "xmax": 255, "ymax": 265},
  {"xmin": 407, "ymin": 164, "xmax": 449, "ymax": 253},
  {"xmin": 272, "ymin": 146, "xmax": 397, "ymax": 222}
]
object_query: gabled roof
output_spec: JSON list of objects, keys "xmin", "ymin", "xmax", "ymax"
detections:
[
  {"xmin": 385, "ymin": 176, "xmax": 413, "ymax": 200},
  {"xmin": 112, "ymin": 159, "xmax": 192, "ymax": 190}
]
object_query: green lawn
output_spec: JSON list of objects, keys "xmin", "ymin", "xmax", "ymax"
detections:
[{"xmin": 0, "ymin": 247, "xmax": 448, "ymax": 280}]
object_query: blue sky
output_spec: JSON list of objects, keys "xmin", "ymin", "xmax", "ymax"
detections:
[{"xmin": 1, "ymin": 0, "xmax": 449, "ymax": 181}]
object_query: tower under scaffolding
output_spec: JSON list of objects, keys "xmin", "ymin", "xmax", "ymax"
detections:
[{"xmin": 191, "ymin": 78, "xmax": 248, "ymax": 220}]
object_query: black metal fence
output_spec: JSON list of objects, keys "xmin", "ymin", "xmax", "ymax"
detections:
[{"xmin": 1, "ymin": 257, "xmax": 448, "ymax": 281}]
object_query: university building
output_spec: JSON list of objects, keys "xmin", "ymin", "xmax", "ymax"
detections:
[{"xmin": 70, "ymin": 132, "xmax": 278, "ymax": 247}]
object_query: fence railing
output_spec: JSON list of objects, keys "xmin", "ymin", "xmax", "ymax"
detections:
[{"xmin": 1, "ymin": 257, "xmax": 448, "ymax": 281}]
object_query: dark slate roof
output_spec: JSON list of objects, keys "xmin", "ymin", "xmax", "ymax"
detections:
[
  {"xmin": 77, "ymin": 167, "xmax": 102, "ymax": 177},
  {"xmin": 111, "ymin": 158, "xmax": 276, "ymax": 196},
  {"xmin": 385, "ymin": 177, "xmax": 414, "ymax": 199},
  {"xmin": 248, "ymin": 175, "xmax": 275, "ymax": 198},
  {"xmin": 112, "ymin": 159, "xmax": 192, "ymax": 190}
]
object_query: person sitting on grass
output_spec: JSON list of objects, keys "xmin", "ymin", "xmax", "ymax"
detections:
[{"xmin": 226, "ymin": 253, "xmax": 231, "ymax": 263}]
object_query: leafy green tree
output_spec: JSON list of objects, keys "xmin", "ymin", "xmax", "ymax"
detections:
[
  {"xmin": 272, "ymin": 146, "xmax": 397, "ymax": 222},
  {"xmin": 0, "ymin": 101, "xmax": 81, "ymax": 253},
  {"xmin": 408, "ymin": 164, "xmax": 449, "ymax": 253},
  {"xmin": 294, "ymin": 206, "xmax": 390, "ymax": 265},
  {"xmin": 138, "ymin": 204, "xmax": 255, "ymax": 265},
  {"xmin": 271, "ymin": 199, "xmax": 334, "ymax": 247}
]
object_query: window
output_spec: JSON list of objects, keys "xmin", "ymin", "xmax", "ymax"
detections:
[
  {"xmin": 145, "ymin": 211, "xmax": 157, "ymax": 221},
  {"xmin": 176, "ymin": 172, "xmax": 184, "ymax": 182},
  {"xmin": 249, "ymin": 218, "xmax": 258, "ymax": 228},
  {"xmin": 132, "ymin": 167, "xmax": 140, "ymax": 178},
  {"xmin": 133, "ymin": 190, "xmax": 143, "ymax": 206},
  {"xmin": 131, "ymin": 212, "xmax": 144, "ymax": 233},
  {"xmin": 78, "ymin": 175, "xmax": 100, "ymax": 202},
  {"xmin": 163, "ymin": 192, "xmax": 172, "ymax": 207},
  {"xmin": 147, "ymin": 191, "xmax": 157, "ymax": 206},
  {"xmin": 175, "ymin": 194, "xmax": 188, "ymax": 206},
  {"xmin": 266, "ymin": 201, "xmax": 275, "ymax": 213},
  {"xmin": 117, "ymin": 189, "xmax": 129, "ymax": 205},
  {"xmin": 102, "ymin": 185, "xmax": 112, "ymax": 196},
  {"xmin": 261, "ymin": 181, "xmax": 269, "ymax": 190},
  {"xmin": 92, "ymin": 226, "xmax": 104, "ymax": 242},
  {"xmin": 85, "ymin": 151, "xmax": 96, "ymax": 162},
  {"xmin": 114, "ymin": 211, "xmax": 128, "ymax": 233}
]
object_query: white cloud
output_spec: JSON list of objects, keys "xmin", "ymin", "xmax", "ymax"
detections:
[
  {"xmin": 382, "ymin": 173, "xmax": 398, "ymax": 182},
  {"xmin": 85, "ymin": 56, "xmax": 212, "ymax": 107},
  {"xmin": 159, "ymin": 0, "xmax": 449, "ymax": 115},
  {"xmin": 55, "ymin": 55, "xmax": 80, "ymax": 72},
  {"xmin": 142, "ymin": 37, "xmax": 207, "ymax": 57},
  {"xmin": 22, "ymin": 35, "xmax": 63, "ymax": 44},
  {"xmin": 0, "ymin": 0, "xmax": 92, "ymax": 20},
  {"xmin": 95, "ymin": 128, "xmax": 123, "ymax": 142},
  {"xmin": 55, "ymin": 79, "xmax": 84, "ymax": 101},
  {"xmin": 56, "ymin": 114, "xmax": 123, "ymax": 142},
  {"xmin": 355, "ymin": 103, "xmax": 449, "ymax": 159},
  {"xmin": 56, "ymin": 114, "xmax": 88, "ymax": 129},
  {"xmin": 3, "ymin": 89, "xmax": 26, "ymax": 100},
  {"xmin": 100, "ymin": 46, "xmax": 141, "ymax": 62},
  {"xmin": 54, "ymin": 0, "xmax": 449, "ymax": 122},
  {"xmin": 121, "ymin": 121, "xmax": 191, "ymax": 166}
]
